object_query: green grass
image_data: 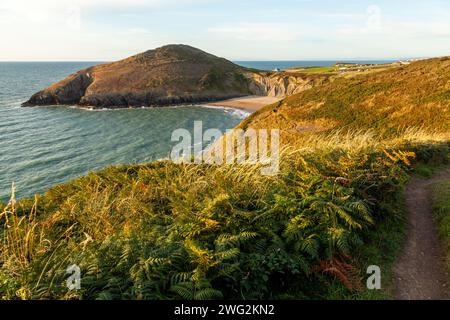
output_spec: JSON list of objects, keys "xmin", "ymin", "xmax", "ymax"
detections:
[
  {"xmin": 431, "ymin": 181, "xmax": 450, "ymax": 278},
  {"xmin": 241, "ymin": 57, "xmax": 450, "ymax": 146},
  {"xmin": 414, "ymin": 163, "xmax": 436, "ymax": 178},
  {"xmin": 2, "ymin": 57, "xmax": 450, "ymax": 300},
  {"xmin": 2, "ymin": 134, "xmax": 448, "ymax": 300},
  {"xmin": 297, "ymin": 66, "xmax": 336, "ymax": 74},
  {"xmin": 315, "ymin": 184, "xmax": 408, "ymax": 300}
]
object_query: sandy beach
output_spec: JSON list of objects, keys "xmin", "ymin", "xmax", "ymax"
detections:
[{"xmin": 207, "ymin": 95, "xmax": 282, "ymax": 113}]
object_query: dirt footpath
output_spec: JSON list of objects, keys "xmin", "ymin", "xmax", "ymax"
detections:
[{"xmin": 393, "ymin": 168, "xmax": 450, "ymax": 299}]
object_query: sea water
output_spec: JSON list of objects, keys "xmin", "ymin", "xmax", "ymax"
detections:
[{"xmin": 0, "ymin": 62, "xmax": 244, "ymax": 201}]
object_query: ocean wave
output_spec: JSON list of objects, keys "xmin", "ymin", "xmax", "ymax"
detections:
[
  {"xmin": 200, "ymin": 104, "xmax": 251, "ymax": 119},
  {"xmin": 38, "ymin": 104, "xmax": 251, "ymax": 120}
]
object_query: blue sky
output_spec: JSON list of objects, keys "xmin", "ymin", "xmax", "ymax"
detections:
[{"xmin": 0, "ymin": 0, "xmax": 449, "ymax": 61}]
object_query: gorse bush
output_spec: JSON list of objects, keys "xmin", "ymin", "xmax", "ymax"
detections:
[{"xmin": 2, "ymin": 133, "xmax": 448, "ymax": 300}]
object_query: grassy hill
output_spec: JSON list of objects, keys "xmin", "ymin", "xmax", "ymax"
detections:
[
  {"xmin": 22, "ymin": 45, "xmax": 339, "ymax": 109},
  {"xmin": 240, "ymin": 57, "xmax": 450, "ymax": 143},
  {"xmin": 2, "ymin": 57, "xmax": 450, "ymax": 300},
  {"xmin": 23, "ymin": 45, "xmax": 254, "ymax": 108}
]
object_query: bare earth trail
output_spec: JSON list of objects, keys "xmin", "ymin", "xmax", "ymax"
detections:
[{"xmin": 394, "ymin": 168, "xmax": 450, "ymax": 299}]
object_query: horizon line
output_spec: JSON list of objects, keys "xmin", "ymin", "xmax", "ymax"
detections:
[{"xmin": 0, "ymin": 57, "xmax": 428, "ymax": 63}]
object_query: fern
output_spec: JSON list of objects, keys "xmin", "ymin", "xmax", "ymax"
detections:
[{"xmin": 194, "ymin": 288, "xmax": 223, "ymax": 300}]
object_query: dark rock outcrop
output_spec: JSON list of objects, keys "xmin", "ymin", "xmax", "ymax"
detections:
[
  {"xmin": 23, "ymin": 71, "xmax": 93, "ymax": 106},
  {"xmin": 248, "ymin": 72, "xmax": 332, "ymax": 97}
]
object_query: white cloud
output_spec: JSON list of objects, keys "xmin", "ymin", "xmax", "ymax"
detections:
[
  {"xmin": 335, "ymin": 4, "xmax": 450, "ymax": 41},
  {"xmin": 315, "ymin": 12, "xmax": 365, "ymax": 20},
  {"xmin": 0, "ymin": 1, "xmax": 449, "ymax": 61},
  {"xmin": 337, "ymin": 20, "xmax": 450, "ymax": 38},
  {"xmin": 0, "ymin": 0, "xmax": 216, "ymax": 14},
  {"xmin": 120, "ymin": 27, "xmax": 151, "ymax": 35},
  {"xmin": 208, "ymin": 23, "xmax": 302, "ymax": 41},
  {"xmin": 0, "ymin": 0, "xmax": 220, "ymax": 31}
]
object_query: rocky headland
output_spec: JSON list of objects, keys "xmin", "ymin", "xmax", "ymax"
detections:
[{"xmin": 23, "ymin": 44, "xmax": 332, "ymax": 109}]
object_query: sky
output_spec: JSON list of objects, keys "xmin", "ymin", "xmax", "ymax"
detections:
[{"xmin": 0, "ymin": 0, "xmax": 449, "ymax": 61}]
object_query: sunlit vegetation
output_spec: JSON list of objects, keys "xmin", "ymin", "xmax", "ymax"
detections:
[
  {"xmin": 432, "ymin": 181, "xmax": 450, "ymax": 278},
  {"xmin": 295, "ymin": 66, "xmax": 337, "ymax": 74},
  {"xmin": 1, "ymin": 57, "xmax": 450, "ymax": 300},
  {"xmin": 241, "ymin": 57, "xmax": 450, "ymax": 143}
]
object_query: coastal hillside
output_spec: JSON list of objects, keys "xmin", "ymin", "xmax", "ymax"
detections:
[
  {"xmin": 240, "ymin": 57, "xmax": 450, "ymax": 143},
  {"xmin": 3, "ymin": 56, "xmax": 450, "ymax": 300},
  {"xmin": 23, "ymin": 45, "xmax": 252, "ymax": 108},
  {"xmin": 22, "ymin": 45, "xmax": 332, "ymax": 109}
]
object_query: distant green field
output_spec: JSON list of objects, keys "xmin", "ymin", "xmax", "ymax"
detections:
[{"xmin": 298, "ymin": 66, "xmax": 336, "ymax": 74}]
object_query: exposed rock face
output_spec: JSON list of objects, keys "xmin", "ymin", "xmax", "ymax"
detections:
[
  {"xmin": 248, "ymin": 73, "xmax": 332, "ymax": 97},
  {"xmin": 23, "ymin": 44, "xmax": 330, "ymax": 108},
  {"xmin": 25, "ymin": 71, "xmax": 93, "ymax": 106}
]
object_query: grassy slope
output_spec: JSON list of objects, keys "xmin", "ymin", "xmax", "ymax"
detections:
[
  {"xmin": 240, "ymin": 57, "xmax": 450, "ymax": 142},
  {"xmin": 432, "ymin": 181, "xmax": 450, "ymax": 278},
  {"xmin": 294, "ymin": 66, "xmax": 336, "ymax": 74},
  {"xmin": 238, "ymin": 57, "xmax": 450, "ymax": 298},
  {"xmin": 2, "ymin": 57, "xmax": 450, "ymax": 300}
]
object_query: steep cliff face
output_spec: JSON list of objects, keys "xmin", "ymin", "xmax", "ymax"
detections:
[
  {"xmin": 247, "ymin": 72, "xmax": 332, "ymax": 98},
  {"xmin": 25, "ymin": 71, "xmax": 93, "ymax": 106}
]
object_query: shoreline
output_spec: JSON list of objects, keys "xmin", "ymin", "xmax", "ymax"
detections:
[
  {"xmin": 205, "ymin": 95, "xmax": 282, "ymax": 113},
  {"xmin": 29, "ymin": 95, "xmax": 283, "ymax": 114}
]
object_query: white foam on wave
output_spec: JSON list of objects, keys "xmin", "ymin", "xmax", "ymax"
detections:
[
  {"xmin": 60, "ymin": 104, "xmax": 251, "ymax": 119},
  {"xmin": 200, "ymin": 104, "xmax": 251, "ymax": 119},
  {"xmin": 69, "ymin": 105, "xmax": 135, "ymax": 112}
]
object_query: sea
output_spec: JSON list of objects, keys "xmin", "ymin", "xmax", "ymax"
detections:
[
  {"xmin": 0, "ymin": 62, "xmax": 247, "ymax": 201},
  {"xmin": 0, "ymin": 60, "xmax": 394, "ymax": 201}
]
